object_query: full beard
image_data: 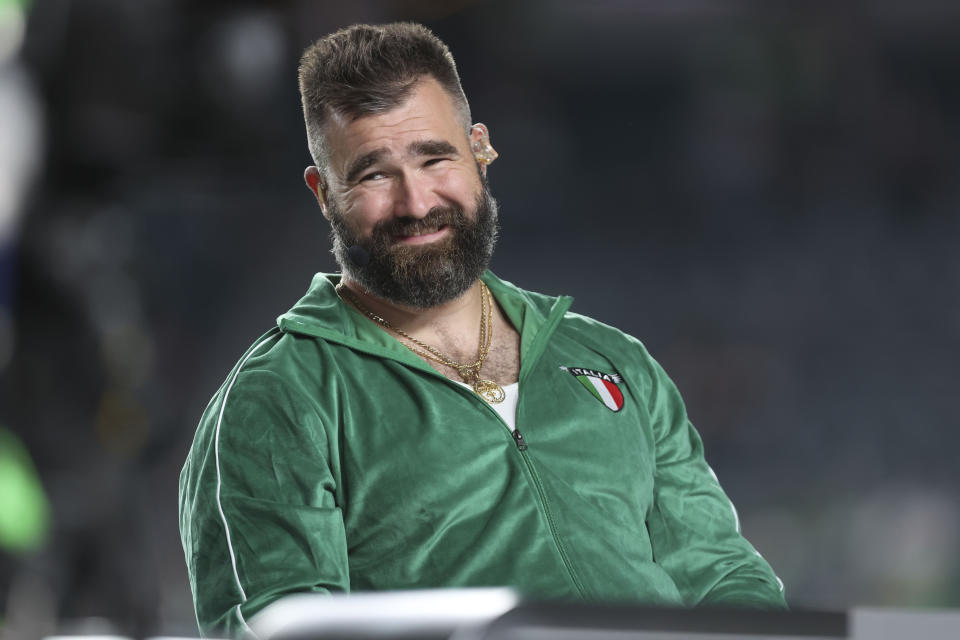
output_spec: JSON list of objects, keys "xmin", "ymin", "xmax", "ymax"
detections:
[{"xmin": 328, "ymin": 181, "xmax": 499, "ymax": 308}]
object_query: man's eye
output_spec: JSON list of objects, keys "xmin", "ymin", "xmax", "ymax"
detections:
[
  {"xmin": 424, "ymin": 157, "xmax": 450, "ymax": 167},
  {"xmin": 360, "ymin": 171, "xmax": 386, "ymax": 182}
]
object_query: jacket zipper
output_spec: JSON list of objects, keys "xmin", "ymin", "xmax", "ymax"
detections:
[
  {"xmin": 511, "ymin": 430, "xmax": 527, "ymax": 450},
  {"xmin": 501, "ymin": 296, "xmax": 585, "ymax": 595},
  {"xmin": 511, "ymin": 433, "xmax": 587, "ymax": 597},
  {"xmin": 463, "ymin": 398, "xmax": 584, "ymax": 596}
]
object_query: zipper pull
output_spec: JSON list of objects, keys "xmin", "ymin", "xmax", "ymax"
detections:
[{"xmin": 512, "ymin": 430, "xmax": 528, "ymax": 451}]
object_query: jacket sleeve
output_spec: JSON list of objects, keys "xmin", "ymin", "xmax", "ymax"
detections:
[
  {"xmin": 642, "ymin": 354, "xmax": 787, "ymax": 609},
  {"xmin": 179, "ymin": 369, "xmax": 349, "ymax": 637}
]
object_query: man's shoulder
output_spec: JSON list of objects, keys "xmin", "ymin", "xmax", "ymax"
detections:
[
  {"xmin": 559, "ymin": 308, "xmax": 640, "ymax": 344},
  {"xmin": 187, "ymin": 326, "xmax": 333, "ymax": 461},
  {"xmin": 198, "ymin": 320, "xmax": 337, "ymax": 423},
  {"xmin": 221, "ymin": 327, "xmax": 313, "ymax": 383},
  {"xmin": 556, "ymin": 309, "xmax": 661, "ymax": 373}
]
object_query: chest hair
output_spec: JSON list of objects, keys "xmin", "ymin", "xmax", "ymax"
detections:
[{"xmin": 414, "ymin": 306, "xmax": 521, "ymax": 386}]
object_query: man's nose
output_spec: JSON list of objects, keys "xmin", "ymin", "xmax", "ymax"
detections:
[{"xmin": 394, "ymin": 171, "xmax": 437, "ymax": 219}]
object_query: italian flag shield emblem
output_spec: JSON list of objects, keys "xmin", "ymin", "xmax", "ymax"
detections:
[{"xmin": 560, "ymin": 366, "xmax": 625, "ymax": 412}]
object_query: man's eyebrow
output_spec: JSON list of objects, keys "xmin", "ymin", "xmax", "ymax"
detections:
[
  {"xmin": 408, "ymin": 140, "xmax": 459, "ymax": 157},
  {"xmin": 345, "ymin": 141, "xmax": 459, "ymax": 183},
  {"xmin": 345, "ymin": 148, "xmax": 389, "ymax": 183}
]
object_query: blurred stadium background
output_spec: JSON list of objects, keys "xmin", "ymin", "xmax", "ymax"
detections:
[{"xmin": 1, "ymin": 0, "xmax": 958, "ymax": 636}]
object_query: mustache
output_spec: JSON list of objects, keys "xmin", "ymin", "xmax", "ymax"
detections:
[{"xmin": 372, "ymin": 206, "xmax": 464, "ymax": 239}]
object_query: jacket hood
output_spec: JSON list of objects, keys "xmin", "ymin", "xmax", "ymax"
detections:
[{"xmin": 276, "ymin": 271, "xmax": 573, "ymax": 364}]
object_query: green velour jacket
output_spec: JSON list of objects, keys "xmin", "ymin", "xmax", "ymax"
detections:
[{"xmin": 179, "ymin": 271, "xmax": 786, "ymax": 636}]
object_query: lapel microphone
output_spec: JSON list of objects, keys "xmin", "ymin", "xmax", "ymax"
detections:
[{"xmin": 347, "ymin": 245, "xmax": 370, "ymax": 267}]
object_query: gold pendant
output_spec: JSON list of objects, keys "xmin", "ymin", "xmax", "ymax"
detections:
[{"xmin": 474, "ymin": 378, "xmax": 506, "ymax": 404}]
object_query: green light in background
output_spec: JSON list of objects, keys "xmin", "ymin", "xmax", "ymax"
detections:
[
  {"xmin": 0, "ymin": 1, "xmax": 31, "ymax": 12},
  {"xmin": 0, "ymin": 0, "xmax": 30, "ymax": 63},
  {"xmin": 0, "ymin": 427, "xmax": 50, "ymax": 553}
]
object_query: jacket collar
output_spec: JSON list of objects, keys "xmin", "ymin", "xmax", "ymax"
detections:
[{"xmin": 276, "ymin": 271, "xmax": 572, "ymax": 366}]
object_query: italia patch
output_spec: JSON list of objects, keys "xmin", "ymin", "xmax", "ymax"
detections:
[{"xmin": 560, "ymin": 366, "xmax": 625, "ymax": 412}]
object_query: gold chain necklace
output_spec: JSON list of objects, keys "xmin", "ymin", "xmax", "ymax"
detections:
[{"xmin": 336, "ymin": 282, "xmax": 506, "ymax": 404}]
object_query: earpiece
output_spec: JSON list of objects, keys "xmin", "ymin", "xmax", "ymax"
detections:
[{"xmin": 471, "ymin": 123, "xmax": 498, "ymax": 166}]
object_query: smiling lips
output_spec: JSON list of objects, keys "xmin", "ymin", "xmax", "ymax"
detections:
[{"xmin": 394, "ymin": 224, "xmax": 450, "ymax": 245}]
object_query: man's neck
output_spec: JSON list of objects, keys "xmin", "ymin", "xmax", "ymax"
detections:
[
  {"xmin": 339, "ymin": 275, "xmax": 522, "ymax": 386},
  {"xmin": 338, "ymin": 277, "xmax": 483, "ymax": 341}
]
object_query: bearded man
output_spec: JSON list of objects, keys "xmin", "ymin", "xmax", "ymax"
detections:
[{"xmin": 179, "ymin": 22, "xmax": 787, "ymax": 637}]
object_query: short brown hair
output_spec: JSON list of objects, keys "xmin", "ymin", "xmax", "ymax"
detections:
[{"xmin": 298, "ymin": 22, "xmax": 471, "ymax": 170}]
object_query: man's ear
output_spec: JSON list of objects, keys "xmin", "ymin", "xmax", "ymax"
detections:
[
  {"xmin": 469, "ymin": 123, "xmax": 498, "ymax": 176},
  {"xmin": 304, "ymin": 166, "xmax": 330, "ymax": 218}
]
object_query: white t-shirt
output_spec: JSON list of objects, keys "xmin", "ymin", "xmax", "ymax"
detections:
[{"xmin": 455, "ymin": 381, "xmax": 520, "ymax": 431}]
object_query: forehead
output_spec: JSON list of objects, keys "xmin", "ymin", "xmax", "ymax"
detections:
[{"xmin": 324, "ymin": 77, "xmax": 468, "ymax": 173}]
